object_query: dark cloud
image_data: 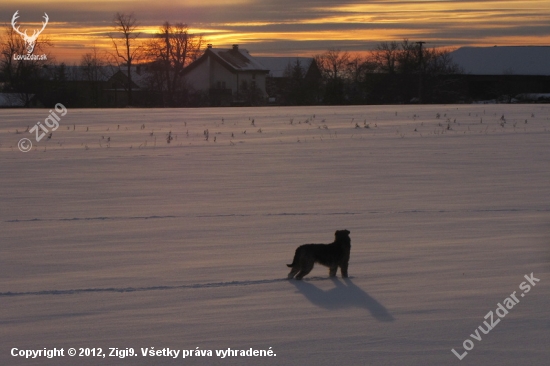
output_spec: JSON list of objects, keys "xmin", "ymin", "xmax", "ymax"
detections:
[{"xmin": 1, "ymin": 0, "xmax": 548, "ymax": 61}]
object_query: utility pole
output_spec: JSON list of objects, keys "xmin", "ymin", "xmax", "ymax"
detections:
[{"xmin": 416, "ymin": 41, "xmax": 426, "ymax": 103}]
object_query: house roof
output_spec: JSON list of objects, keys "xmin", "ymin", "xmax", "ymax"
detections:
[
  {"xmin": 255, "ymin": 57, "xmax": 314, "ymax": 78},
  {"xmin": 184, "ymin": 45, "xmax": 270, "ymax": 74},
  {"xmin": 114, "ymin": 67, "xmax": 149, "ymax": 89},
  {"xmin": 450, "ymin": 46, "xmax": 550, "ymax": 75}
]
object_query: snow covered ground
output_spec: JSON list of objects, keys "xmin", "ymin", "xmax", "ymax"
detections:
[{"xmin": 1, "ymin": 105, "xmax": 549, "ymax": 365}]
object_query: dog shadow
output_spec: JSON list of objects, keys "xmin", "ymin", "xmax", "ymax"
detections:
[{"xmin": 289, "ymin": 278, "xmax": 394, "ymax": 322}]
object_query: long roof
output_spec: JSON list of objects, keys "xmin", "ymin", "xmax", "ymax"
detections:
[
  {"xmin": 185, "ymin": 46, "xmax": 270, "ymax": 74},
  {"xmin": 450, "ymin": 46, "xmax": 550, "ymax": 75}
]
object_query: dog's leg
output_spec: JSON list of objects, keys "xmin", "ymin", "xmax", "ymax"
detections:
[
  {"xmin": 287, "ymin": 267, "xmax": 300, "ymax": 279},
  {"xmin": 295, "ymin": 262, "xmax": 314, "ymax": 280},
  {"xmin": 340, "ymin": 262, "xmax": 349, "ymax": 278},
  {"xmin": 329, "ymin": 266, "xmax": 338, "ymax": 277}
]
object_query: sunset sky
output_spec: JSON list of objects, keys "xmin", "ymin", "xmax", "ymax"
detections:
[{"xmin": 1, "ymin": 0, "xmax": 550, "ymax": 63}]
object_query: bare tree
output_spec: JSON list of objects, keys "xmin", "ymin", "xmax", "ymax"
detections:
[
  {"xmin": 315, "ymin": 48, "xmax": 350, "ymax": 80},
  {"xmin": 371, "ymin": 39, "xmax": 461, "ymax": 76},
  {"xmin": 81, "ymin": 47, "xmax": 107, "ymax": 79},
  {"xmin": 346, "ymin": 54, "xmax": 371, "ymax": 83},
  {"xmin": 146, "ymin": 21, "xmax": 202, "ymax": 106},
  {"xmin": 314, "ymin": 49, "xmax": 352, "ymax": 104},
  {"xmin": 109, "ymin": 12, "xmax": 142, "ymax": 106},
  {"xmin": 423, "ymin": 48, "xmax": 463, "ymax": 75},
  {"xmin": 80, "ymin": 47, "xmax": 111, "ymax": 106},
  {"xmin": 371, "ymin": 41, "xmax": 399, "ymax": 74},
  {"xmin": 396, "ymin": 39, "xmax": 418, "ymax": 74},
  {"xmin": 367, "ymin": 39, "xmax": 464, "ymax": 103}
]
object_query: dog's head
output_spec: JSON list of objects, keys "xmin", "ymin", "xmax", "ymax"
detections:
[{"xmin": 334, "ymin": 229, "xmax": 350, "ymax": 240}]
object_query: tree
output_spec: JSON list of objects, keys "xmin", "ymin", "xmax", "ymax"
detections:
[
  {"xmin": 422, "ymin": 47, "xmax": 463, "ymax": 75},
  {"xmin": 395, "ymin": 39, "xmax": 418, "ymax": 74},
  {"xmin": 145, "ymin": 21, "xmax": 202, "ymax": 106},
  {"xmin": 368, "ymin": 39, "xmax": 463, "ymax": 103},
  {"xmin": 315, "ymin": 49, "xmax": 351, "ymax": 104},
  {"xmin": 345, "ymin": 55, "xmax": 371, "ymax": 104},
  {"xmin": 109, "ymin": 12, "xmax": 142, "ymax": 106},
  {"xmin": 371, "ymin": 41, "xmax": 399, "ymax": 74},
  {"xmin": 280, "ymin": 59, "xmax": 305, "ymax": 105},
  {"xmin": 80, "ymin": 47, "xmax": 110, "ymax": 107},
  {"xmin": 315, "ymin": 48, "xmax": 350, "ymax": 80},
  {"xmin": 371, "ymin": 39, "xmax": 461, "ymax": 76}
]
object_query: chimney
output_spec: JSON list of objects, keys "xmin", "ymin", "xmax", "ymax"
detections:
[
  {"xmin": 232, "ymin": 44, "xmax": 239, "ymax": 51},
  {"xmin": 207, "ymin": 44, "xmax": 212, "ymax": 49}
]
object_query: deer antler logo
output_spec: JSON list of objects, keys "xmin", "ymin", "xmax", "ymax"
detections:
[{"xmin": 11, "ymin": 10, "xmax": 49, "ymax": 54}]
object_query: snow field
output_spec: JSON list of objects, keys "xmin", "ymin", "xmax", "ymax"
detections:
[{"xmin": 1, "ymin": 105, "xmax": 549, "ymax": 365}]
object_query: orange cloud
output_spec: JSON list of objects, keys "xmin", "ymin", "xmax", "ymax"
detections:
[{"xmin": 2, "ymin": 0, "xmax": 548, "ymax": 63}]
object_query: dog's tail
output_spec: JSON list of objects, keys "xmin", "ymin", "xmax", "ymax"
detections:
[{"xmin": 287, "ymin": 247, "xmax": 300, "ymax": 267}]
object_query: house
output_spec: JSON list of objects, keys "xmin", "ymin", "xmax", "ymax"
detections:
[
  {"xmin": 105, "ymin": 66, "xmax": 151, "ymax": 107},
  {"xmin": 183, "ymin": 45, "xmax": 270, "ymax": 106},
  {"xmin": 33, "ymin": 64, "xmax": 157, "ymax": 107},
  {"xmin": 37, "ymin": 64, "xmax": 113, "ymax": 107},
  {"xmin": 254, "ymin": 57, "xmax": 322, "ymax": 105}
]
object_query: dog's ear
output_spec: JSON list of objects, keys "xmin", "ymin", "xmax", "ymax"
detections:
[{"xmin": 335, "ymin": 230, "xmax": 350, "ymax": 237}]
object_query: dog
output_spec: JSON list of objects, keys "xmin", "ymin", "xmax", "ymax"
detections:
[{"xmin": 287, "ymin": 230, "xmax": 351, "ymax": 280}]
